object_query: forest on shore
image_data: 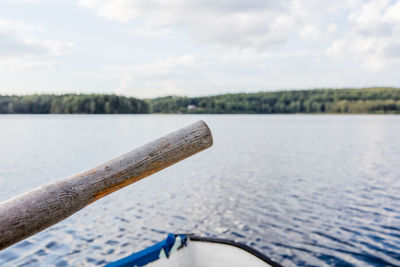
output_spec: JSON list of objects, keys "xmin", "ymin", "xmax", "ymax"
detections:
[
  {"xmin": 0, "ymin": 94, "xmax": 148, "ymax": 114},
  {"xmin": 1, "ymin": 87, "xmax": 400, "ymax": 114}
]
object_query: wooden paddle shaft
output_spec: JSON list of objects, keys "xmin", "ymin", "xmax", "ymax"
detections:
[{"xmin": 0, "ymin": 120, "xmax": 213, "ymax": 250}]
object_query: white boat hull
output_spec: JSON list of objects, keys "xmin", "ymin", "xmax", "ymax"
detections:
[
  {"xmin": 105, "ymin": 234, "xmax": 281, "ymax": 267},
  {"xmin": 148, "ymin": 239, "xmax": 273, "ymax": 267}
]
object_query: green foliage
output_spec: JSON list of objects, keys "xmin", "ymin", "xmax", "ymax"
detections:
[
  {"xmin": 0, "ymin": 94, "xmax": 148, "ymax": 114},
  {"xmin": 147, "ymin": 87, "xmax": 400, "ymax": 114},
  {"xmin": 1, "ymin": 88, "xmax": 400, "ymax": 114}
]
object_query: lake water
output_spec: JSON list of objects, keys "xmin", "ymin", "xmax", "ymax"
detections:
[{"xmin": 0, "ymin": 115, "xmax": 399, "ymax": 267}]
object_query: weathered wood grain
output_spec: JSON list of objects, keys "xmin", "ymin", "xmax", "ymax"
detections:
[{"xmin": 0, "ymin": 120, "xmax": 213, "ymax": 250}]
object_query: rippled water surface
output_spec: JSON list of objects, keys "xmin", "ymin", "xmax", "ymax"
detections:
[{"xmin": 0, "ymin": 115, "xmax": 399, "ymax": 266}]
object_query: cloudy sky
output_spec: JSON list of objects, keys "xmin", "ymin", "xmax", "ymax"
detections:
[{"xmin": 0, "ymin": 0, "xmax": 399, "ymax": 98}]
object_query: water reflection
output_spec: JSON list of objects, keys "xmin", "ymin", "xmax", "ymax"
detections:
[{"xmin": 0, "ymin": 115, "xmax": 399, "ymax": 266}]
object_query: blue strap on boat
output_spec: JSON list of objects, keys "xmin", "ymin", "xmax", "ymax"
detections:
[{"xmin": 104, "ymin": 234, "xmax": 187, "ymax": 267}]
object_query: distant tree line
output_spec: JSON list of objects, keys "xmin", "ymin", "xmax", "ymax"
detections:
[
  {"xmin": 148, "ymin": 87, "xmax": 400, "ymax": 114},
  {"xmin": 1, "ymin": 88, "xmax": 400, "ymax": 114},
  {"xmin": 0, "ymin": 94, "xmax": 148, "ymax": 114}
]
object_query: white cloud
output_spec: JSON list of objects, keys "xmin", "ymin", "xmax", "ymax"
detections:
[
  {"xmin": 0, "ymin": 19, "xmax": 74, "ymax": 70},
  {"xmin": 0, "ymin": 0, "xmax": 42, "ymax": 3},
  {"xmin": 326, "ymin": 24, "xmax": 338, "ymax": 38},
  {"xmin": 111, "ymin": 54, "xmax": 202, "ymax": 97},
  {"xmin": 78, "ymin": 0, "xmax": 357, "ymax": 52},
  {"xmin": 299, "ymin": 24, "xmax": 320, "ymax": 40},
  {"xmin": 327, "ymin": 0, "xmax": 400, "ymax": 71},
  {"xmin": 0, "ymin": 19, "xmax": 75, "ymax": 57},
  {"xmin": 103, "ymin": 51, "xmax": 327, "ymax": 97},
  {"xmin": 115, "ymin": 77, "xmax": 185, "ymax": 98},
  {"xmin": 2, "ymin": 0, "xmax": 397, "ymax": 95},
  {"xmin": 0, "ymin": 58, "xmax": 61, "ymax": 72}
]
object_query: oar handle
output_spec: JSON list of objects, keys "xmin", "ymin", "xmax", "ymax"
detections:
[{"xmin": 0, "ymin": 120, "xmax": 213, "ymax": 250}]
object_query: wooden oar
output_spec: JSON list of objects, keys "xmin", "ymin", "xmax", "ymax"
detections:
[{"xmin": 0, "ymin": 120, "xmax": 213, "ymax": 250}]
